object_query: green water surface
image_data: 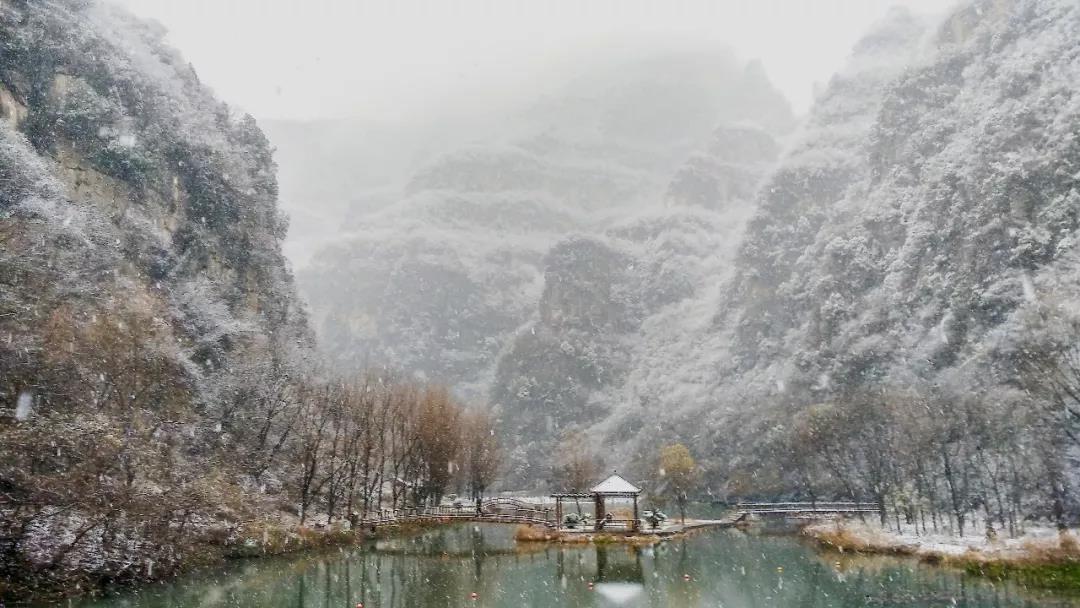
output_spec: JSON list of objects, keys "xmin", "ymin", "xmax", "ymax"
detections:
[{"xmin": 69, "ymin": 524, "xmax": 1080, "ymax": 607}]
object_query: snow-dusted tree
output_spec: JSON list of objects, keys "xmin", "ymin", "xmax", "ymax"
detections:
[
  {"xmin": 658, "ymin": 443, "xmax": 698, "ymax": 524},
  {"xmin": 461, "ymin": 409, "xmax": 501, "ymax": 501}
]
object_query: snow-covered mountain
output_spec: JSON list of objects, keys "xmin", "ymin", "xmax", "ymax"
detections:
[
  {"xmin": 0, "ymin": 0, "xmax": 311, "ymax": 586},
  {"xmin": 297, "ymin": 50, "xmax": 795, "ymax": 419},
  {"xmin": 613, "ymin": 0, "xmax": 1080, "ymax": 492},
  {"xmin": 492, "ymin": 125, "xmax": 778, "ymax": 485},
  {"xmin": 291, "ymin": 0, "xmax": 1080, "ymax": 493}
]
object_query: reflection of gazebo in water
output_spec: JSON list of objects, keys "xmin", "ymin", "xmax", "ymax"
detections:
[
  {"xmin": 551, "ymin": 472, "xmax": 642, "ymax": 532},
  {"xmin": 596, "ymin": 545, "xmax": 645, "ymax": 582}
]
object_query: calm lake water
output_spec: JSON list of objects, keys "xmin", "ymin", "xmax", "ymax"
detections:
[{"xmin": 70, "ymin": 523, "xmax": 1080, "ymax": 608}]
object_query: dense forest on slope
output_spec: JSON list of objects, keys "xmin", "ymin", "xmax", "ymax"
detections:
[
  {"xmin": 672, "ymin": 0, "xmax": 1080, "ymax": 531},
  {"xmin": 0, "ymin": 0, "xmax": 311, "ymax": 593},
  {"xmin": 0, "ymin": 1, "xmax": 496, "ymax": 600}
]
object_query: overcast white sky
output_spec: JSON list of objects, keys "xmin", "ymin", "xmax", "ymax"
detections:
[{"xmin": 112, "ymin": 0, "xmax": 956, "ymax": 122}]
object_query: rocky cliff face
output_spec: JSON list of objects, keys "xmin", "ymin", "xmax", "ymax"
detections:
[
  {"xmin": 495, "ymin": 0, "xmax": 1080, "ymax": 486},
  {"xmin": 725, "ymin": 8, "xmax": 932, "ymax": 386},
  {"xmin": 667, "ymin": 125, "xmax": 780, "ymax": 210},
  {"xmin": 603, "ymin": 0, "xmax": 1080, "ymax": 487},
  {"xmin": 0, "ymin": 0, "xmax": 310, "ymax": 370},
  {"xmin": 724, "ymin": 0, "xmax": 1079, "ymax": 402},
  {"xmin": 490, "ymin": 204, "xmax": 751, "ymax": 483},
  {"xmin": 293, "ymin": 0, "xmax": 1080, "ymax": 490},
  {"xmin": 0, "ymin": 0, "xmax": 309, "ymax": 587}
]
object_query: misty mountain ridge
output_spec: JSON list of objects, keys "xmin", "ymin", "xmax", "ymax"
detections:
[
  {"xmin": 294, "ymin": 48, "xmax": 794, "ymax": 426},
  {"xmin": 289, "ymin": 0, "xmax": 1080, "ymax": 492},
  {"xmin": 266, "ymin": 45, "xmax": 796, "ymax": 263}
]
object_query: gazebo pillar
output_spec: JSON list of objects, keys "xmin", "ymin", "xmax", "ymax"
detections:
[
  {"xmin": 594, "ymin": 494, "xmax": 605, "ymax": 531},
  {"xmin": 632, "ymin": 495, "xmax": 639, "ymax": 532}
]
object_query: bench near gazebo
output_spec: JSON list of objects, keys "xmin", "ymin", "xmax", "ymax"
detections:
[{"xmin": 551, "ymin": 472, "xmax": 642, "ymax": 532}]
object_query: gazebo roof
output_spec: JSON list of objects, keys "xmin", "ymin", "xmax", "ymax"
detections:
[{"xmin": 590, "ymin": 473, "xmax": 641, "ymax": 495}]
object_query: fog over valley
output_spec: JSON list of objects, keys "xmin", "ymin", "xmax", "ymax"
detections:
[{"xmin": 5, "ymin": 1, "xmax": 1080, "ymax": 606}]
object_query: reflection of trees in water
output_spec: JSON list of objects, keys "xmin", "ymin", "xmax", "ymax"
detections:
[
  {"xmin": 375, "ymin": 523, "xmax": 522, "ymax": 558},
  {"xmin": 552, "ymin": 544, "xmax": 595, "ymax": 583},
  {"xmin": 83, "ymin": 529, "xmax": 1060, "ymax": 607},
  {"xmin": 676, "ymin": 538, "xmax": 689, "ymax": 578},
  {"xmin": 471, "ymin": 524, "xmax": 486, "ymax": 581},
  {"xmin": 319, "ymin": 565, "xmax": 328, "ymax": 608}
]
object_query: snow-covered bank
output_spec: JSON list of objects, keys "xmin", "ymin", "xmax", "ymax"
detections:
[{"xmin": 804, "ymin": 519, "xmax": 1080, "ymax": 588}]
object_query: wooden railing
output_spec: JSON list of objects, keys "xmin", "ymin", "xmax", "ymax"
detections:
[{"xmin": 735, "ymin": 501, "xmax": 880, "ymax": 515}]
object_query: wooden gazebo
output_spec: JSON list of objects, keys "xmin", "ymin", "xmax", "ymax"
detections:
[{"xmin": 552, "ymin": 472, "xmax": 642, "ymax": 532}]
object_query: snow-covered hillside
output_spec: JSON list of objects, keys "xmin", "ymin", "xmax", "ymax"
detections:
[
  {"xmin": 0, "ymin": 0, "xmax": 311, "ymax": 590},
  {"xmin": 297, "ymin": 51, "xmax": 795, "ymax": 420},
  {"xmin": 638, "ymin": 0, "xmax": 1080, "ymax": 503}
]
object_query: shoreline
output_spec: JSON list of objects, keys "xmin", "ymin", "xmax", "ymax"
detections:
[
  {"xmin": 14, "ymin": 517, "xmax": 723, "ymax": 604},
  {"xmin": 21, "ymin": 516, "xmax": 1080, "ymax": 603},
  {"xmin": 803, "ymin": 520, "xmax": 1080, "ymax": 591},
  {"xmin": 513, "ymin": 518, "xmax": 734, "ymax": 546},
  {"xmin": 9, "ymin": 518, "xmax": 436, "ymax": 605}
]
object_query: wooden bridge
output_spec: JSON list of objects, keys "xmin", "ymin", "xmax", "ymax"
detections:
[
  {"xmin": 354, "ymin": 497, "xmax": 556, "ymax": 529},
  {"xmin": 732, "ymin": 501, "xmax": 880, "ymax": 521}
]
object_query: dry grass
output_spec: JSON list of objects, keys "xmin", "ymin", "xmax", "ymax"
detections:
[
  {"xmin": 514, "ymin": 524, "xmax": 664, "ymax": 546},
  {"xmin": 807, "ymin": 524, "xmax": 1080, "ymax": 591},
  {"xmin": 950, "ymin": 535, "xmax": 1080, "ymax": 592},
  {"xmin": 556, "ymin": 534, "xmax": 595, "ymax": 544},
  {"xmin": 594, "ymin": 533, "xmax": 664, "ymax": 546},
  {"xmin": 806, "ymin": 523, "xmax": 916, "ymax": 556},
  {"xmin": 941, "ymin": 531, "xmax": 1080, "ymax": 567},
  {"xmin": 515, "ymin": 525, "xmax": 558, "ymax": 542},
  {"xmin": 1018, "ymin": 531, "xmax": 1080, "ymax": 563},
  {"xmin": 215, "ymin": 518, "xmax": 362, "ymax": 558}
]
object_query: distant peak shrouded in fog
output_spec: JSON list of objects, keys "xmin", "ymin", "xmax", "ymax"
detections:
[
  {"xmin": 104, "ymin": 0, "xmax": 964, "ymax": 494},
  {"xmin": 286, "ymin": 41, "xmax": 797, "ymax": 487},
  {"xmin": 112, "ymin": 0, "xmax": 957, "ymax": 123},
  {"xmin": 267, "ymin": 43, "xmax": 795, "ymax": 266}
]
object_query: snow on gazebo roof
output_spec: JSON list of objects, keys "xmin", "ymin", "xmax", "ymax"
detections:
[{"xmin": 590, "ymin": 472, "xmax": 641, "ymax": 495}]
